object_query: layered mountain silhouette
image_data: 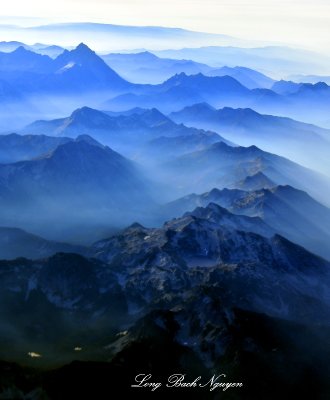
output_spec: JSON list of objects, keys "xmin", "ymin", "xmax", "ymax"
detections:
[
  {"xmin": 206, "ymin": 65, "xmax": 274, "ymax": 89},
  {"xmin": 0, "ymin": 133, "xmax": 71, "ymax": 163},
  {"xmin": 0, "ymin": 135, "xmax": 153, "ymax": 241},
  {"xmin": 0, "ymin": 26, "xmax": 330, "ymax": 400},
  {"xmin": 102, "ymin": 51, "xmax": 274, "ymax": 88},
  {"xmin": 161, "ymin": 141, "xmax": 330, "ymax": 205},
  {"xmin": 0, "ymin": 43, "xmax": 132, "ymax": 95},
  {"xmin": 0, "ymin": 44, "xmax": 329, "ymax": 128},
  {"xmin": 155, "ymin": 45, "xmax": 330, "ymax": 78},
  {"xmin": 0, "ymin": 41, "xmax": 65, "ymax": 57},
  {"xmin": 22, "ymin": 106, "xmax": 229, "ymax": 159},
  {"xmin": 0, "ymin": 46, "xmax": 54, "ymax": 73},
  {"xmin": 161, "ymin": 184, "xmax": 330, "ymax": 259},
  {"xmin": 104, "ymin": 71, "xmax": 330, "ymax": 126},
  {"xmin": 105, "ymin": 72, "xmax": 272, "ymax": 112},
  {"xmin": 102, "ymin": 51, "xmax": 212, "ymax": 84},
  {"xmin": 236, "ymin": 171, "xmax": 275, "ymax": 190},
  {"xmin": 170, "ymin": 103, "xmax": 330, "ymax": 172},
  {"xmin": 0, "ymin": 227, "xmax": 86, "ymax": 260}
]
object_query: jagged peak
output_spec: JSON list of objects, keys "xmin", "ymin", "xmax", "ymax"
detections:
[
  {"xmin": 70, "ymin": 106, "xmax": 108, "ymax": 119},
  {"xmin": 75, "ymin": 42, "xmax": 94, "ymax": 53},
  {"xmin": 75, "ymin": 135, "xmax": 104, "ymax": 148},
  {"xmin": 185, "ymin": 202, "xmax": 231, "ymax": 220}
]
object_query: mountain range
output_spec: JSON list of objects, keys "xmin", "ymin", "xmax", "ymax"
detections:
[
  {"xmin": 0, "ymin": 135, "xmax": 153, "ymax": 242},
  {"xmin": 160, "ymin": 140, "xmax": 330, "ymax": 206},
  {"xmin": 0, "ymin": 44, "xmax": 330, "ymax": 130},
  {"xmin": 290, "ymin": 74, "xmax": 330, "ymax": 85},
  {"xmin": 0, "ymin": 44, "xmax": 131, "ymax": 92},
  {"xmin": 105, "ymin": 72, "xmax": 275, "ymax": 113},
  {"xmin": 1, "ymin": 202, "xmax": 330, "ymax": 397},
  {"xmin": 102, "ymin": 51, "xmax": 274, "ymax": 88},
  {"xmin": 104, "ymin": 71, "xmax": 330, "ymax": 126},
  {"xmin": 0, "ymin": 133, "xmax": 71, "ymax": 163},
  {"xmin": 0, "ymin": 22, "xmax": 249, "ymax": 52},
  {"xmin": 22, "ymin": 106, "xmax": 230, "ymax": 160},
  {"xmin": 161, "ymin": 184, "xmax": 330, "ymax": 260},
  {"xmin": 0, "ymin": 21, "xmax": 330, "ymax": 400},
  {"xmin": 0, "ymin": 41, "xmax": 65, "ymax": 57},
  {"xmin": 0, "ymin": 43, "xmax": 135, "ymax": 129},
  {"xmin": 170, "ymin": 103, "xmax": 330, "ymax": 173},
  {"xmin": 154, "ymin": 45, "xmax": 330, "ymax": 77},
  {"xmin": 0, "ymin": 227, "xmax": 86, "ymax": 260}
]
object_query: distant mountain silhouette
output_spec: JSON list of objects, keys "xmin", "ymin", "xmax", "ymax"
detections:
[
  {"xmin": 0, "ymin": 133, "xmax": 71, "ymax": 163},
  {"xmin": 207, "ymin": 65, "xmax": 274, "ymax": 89},
  {"xmin": 0, "ymin": 226, "xmax": 86, "ymax": 260},
  {"xmin": 161, "ymin": 141, "xmax": 330, "ymax": 205},
  {"xmin": 0, "ymin": 135, "xmax": 153, "ymax": 241},
  {"xmin": 170, "ymin": 103, "xmax": 330, "ymax": 173},
  {"xmin": 23, "ymin": 106, "xmax": 231, "ymax": 159},
  {"xmin": 161, "ymin": 185, "xmax": 330, "ymax": 259}
]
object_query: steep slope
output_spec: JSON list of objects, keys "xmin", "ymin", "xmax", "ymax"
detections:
[
  {"xmin": 0, "ymin": 44, "xmax": 133, "ymax": 96},
  {"xmin": 0, "ymin": 204, "xmax": 330, "ymax": 396},
  {"xmin": 207, "ymin": 65, "xmax": 275, "ymax": 89},
  {"xmin": 138, "ymin": 132, "xmax": 226, "ymax": 163},
  {"xmin": 170, "ymin": 103, "xmax": 330, "ymax": 173},
  {"xmin": 160, "ymin": 141, "xmax": 330, "ymax": 205},
  {"xmin": 22, "ymin": 106, "xmax": 230, "ymax": 159},
  {"xmin": 271, "ymin": 79, "xmax": 303, "ymax": 95},
  {"xmin": 0, "ymin": 133, "xmax": 72, "ymax": 163},
  {"xmin": 37, "ymin": 43, "xmax": 132, "ymax": 93},
  {"xmin": 162, "ymin": 185, "xmax": 330, "ymax": 259},
  {"xmin": 0, "ymin": 227, "xmax": 86, "ymax": 260},
  {"xmin": 90, "ymin": 203, "xmax": 330, "ymax": 322},
  {"xmin": 236, "ymin": 171, "xmax": 275, "ymax": 190},
  {"xmin": 105, "ymin": 72, "xmax": 278, "ymax": 113},
  {"xmin": 102, "ymin": 51, "xmax": 211, "ymax": 84},
  {"xmin": 0, "ymin": 46, "xmax": 54, "ymax": 73},
  {"xmin": 0, "ymin": 136, "xmax": 153, "ymax": 241}
]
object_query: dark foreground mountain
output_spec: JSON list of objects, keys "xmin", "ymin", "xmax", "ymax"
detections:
[{"xmin": 0, "ymin": 204, "xmax": 330, "ymax": 398}]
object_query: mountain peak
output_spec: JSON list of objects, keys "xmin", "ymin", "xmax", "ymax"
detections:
[
  {"xmin": 219, "ymin": 107, "xmax": 259, "ymax": 118},
  {"xmin": 70, "ymin": 106, "xmax": 103, "ymax": 118},
  {"xmin": 138, "ymin": 51, "xmax": 159, "ymax": 60},
  {"xmin": 12, "ymin": 45, "xmax": 29, "ymax": 54},
  {"xmin": 75, "ymin": 134, "xmax": 104, "ymax": 148},
  {"xmin": 298, "ymin": 81, "xmax": 329, "ymax": 93},
  {"xmin": 238, "ymin": 172, "xmax": 275, "ymax": 191},
  {"xmin": 53, "ymin": 43, "xmax": 130, "ymax": 89},
  {"xmin": 189, "ymin": 102, "xmax": 215, "ymax": 112},
  {"xmin": 75, "ymin": 42, "xmax": 94, "ymax": 53},
  {"xmin": 186, "ymin": 202, "xmax": 230, "ymax": 220},
  {"xmin": 55, "ymin": 43, "xmax": 98, "ymax": 65}
]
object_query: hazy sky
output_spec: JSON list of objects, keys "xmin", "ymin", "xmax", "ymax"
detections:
[{"xmin": 1, "ymin": 0, "xmax": 330, "ymax": 52}]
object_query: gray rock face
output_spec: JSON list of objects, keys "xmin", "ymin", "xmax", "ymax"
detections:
[{"xmin": 0, "ymin": 203, "xmax": 330, "ymax": 380}]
